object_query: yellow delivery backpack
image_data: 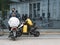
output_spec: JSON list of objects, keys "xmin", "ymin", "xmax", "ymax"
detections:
[
  {"xmin": 26, "ymin": 18, "xmax": 33, "ymax": 26},
  {"xmin": 23, "ymin": 25, "xmax": 28, "ymax": 33}
]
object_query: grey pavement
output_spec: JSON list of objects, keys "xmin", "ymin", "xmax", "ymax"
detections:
[
  {"xmin": 0, "ymin": 29, "xmax": 60, "ymax": 39},
  {"xmin": 0, "ymin": 29, "xmax": 60, "ymax": 45},
  {"xmin": 0, "ymin": 35, "xmax": 60, "ymax": 45},
  {"xmin": 0, "ymin": 38, "xmax": 60, "ymax": 45}
]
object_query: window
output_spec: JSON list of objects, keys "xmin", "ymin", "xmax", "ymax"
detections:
[
  {"xmin": 33, "ymin": 3, "xmax": 36, "ymax": 9},
  {"xmin": 29, "ymin": 4, "xmax": 32, "ymax": 19},
  {"xmin": 29, "ymin": 4, "xmax": 32, "ymax": 13},
  {"xmin": 37, "ymin": 3, "xmax": 40, "ymax": 11},
  {"xmin": 29, "ymin": 2, "xmax": 40, "ymax": 19},
  {"xmin": 34, "ymin": 10, "xmax": 36, "ymax": 17}
]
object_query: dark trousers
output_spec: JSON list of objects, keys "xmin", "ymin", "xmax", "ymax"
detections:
[{"xmin": 8, "ymin": 26, "xmax": 11, "ymax": 31}]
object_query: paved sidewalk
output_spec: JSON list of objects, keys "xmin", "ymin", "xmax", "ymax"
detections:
[
  {"xmin": 0, "ymin": 38, "xmax": 60, "ymax": 45},
  {"xmin": 0, "ymin": 29, "xmax": 60, "ymax": 45}
]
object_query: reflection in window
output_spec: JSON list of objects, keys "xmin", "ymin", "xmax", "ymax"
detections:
[
  {"xmin": 42, "ymin": 13, "xmax": 45, "ymax": 18},
  {"xmin": 29, "ymin": 14, "xmax": 32, "ymax": 19},
  {"xmin": 37, "ymin": 14, "xmax": 40, "ymax": 17},
  {"xmin": 29, "ymin": 4, "xmax": 32, "ymax": 19},
  {"xmin": 29, "ymin": 4, "xmax": 32, "ymax": 13},
  {"xmin": 37, "ymin": 3, "xmax": 40, "ymax": 11},
  {"xmin": 34, "ymin": 10, "xmax": 36, "ymax": 17},
  {"xmin": 33, "ymin": 3, "xmax": 36, "ymax": 9}
]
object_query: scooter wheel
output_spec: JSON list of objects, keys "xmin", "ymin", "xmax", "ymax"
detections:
[
  {"xmin": 17, "ymin": 31, "xmax": 22, "ymax": 37},
  {"xmin": 34, "ymin": 31, "xmax": 40, "ymax": 37}
]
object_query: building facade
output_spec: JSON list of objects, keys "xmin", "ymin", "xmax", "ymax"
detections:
[{"xmin": 10, "ymin": 0, "xmax": 60, "ymax": 20}]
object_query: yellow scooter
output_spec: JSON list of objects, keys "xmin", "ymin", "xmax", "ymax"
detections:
[{"xmin": 18, "ymin": 18, "xmax": 40, "ymax": 37}]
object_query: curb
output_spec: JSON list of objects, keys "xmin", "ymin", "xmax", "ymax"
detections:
[
  {"xmin": 2, "ymin": 32, "xmax": 60, "ymax": 35},
  {"xmin": 1, "ymin": 29, "xmax": 60, "ymax": 35}
]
